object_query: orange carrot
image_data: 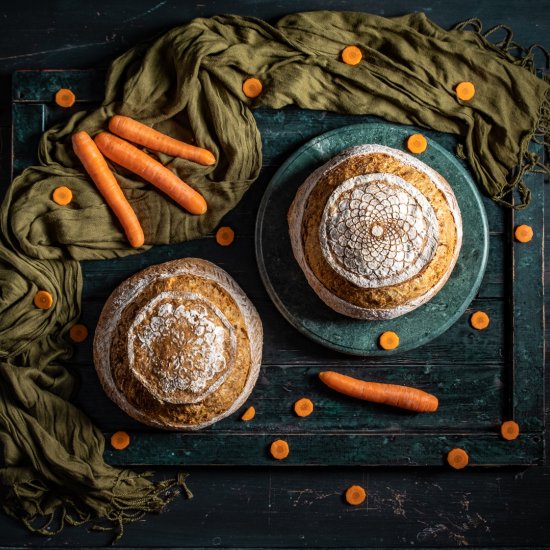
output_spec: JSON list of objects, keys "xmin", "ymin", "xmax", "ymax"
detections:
[
  {"xmin": 447, "ymin": 448, "xmax": 469, "ymax": 469},
  {"xmin": 69, "ymin": 323, "xmax": 88, "ymax": 343},
  {"xmin": 241, "ymin": 406, "xmax": 256, "ymax": 421},
  {"xmin": 514, "ymin": 224, "xmax": 533, "ymax": 243},
  {"xmin": 52, "ymin": 185, "xmax": 73, "ymax": 205},
  {"xmin": 379, "ymin": 331, "xmax": 399, "ymax": 350},
  {"xmin": 470, "ymin": 310, "xmax": 490, "ymax": 330},
  {"xmin": 294, "ymin": 397, "xmax": 314, "ymax": 417},
  {"xmin": 111, "ymin": 431, "xmax": 130, "ymax": 450},
  {"xmin": 500, "ymin": 420, "xmax": 520, "ymax": 441},
  {"xmin": 455, "ymin": 81, "xmax": 475, "ymax": 101},
  {"xmin": 34, "ymin": 290, "xmax": 54, "ymax": 310},
  {"xmin": 319, "ymin": 371, "xmax": 438, "ymax": 413},
  {"xmin": 55, "ymin": 88, "xmax": 76, "ymax": 108},
  {"xmin": 242, "ymin": 77, "xmax": 263, "ymax": 98},
  {"xmin": 270, "ymin": 439, "xmax": 290, "ymax": 460},
  {"xmin": 406, "ymin": 133, "xmax": 427, "ymax": 154},
  {"xmin": 108, "ymin": 115, "xmax": 215, "ymax": 166},
  {"xmin": 215, "ymin": 226, "xmax": 235, "ymax": 246},
  {"xmin": 72, "ymin": 131, "xmax": 144, "ymax": 248},
  {"xmin": 341, "ymin": 45, "xmax": 362, "ymax": 66},
  {"xmin": 94, "ymin": 132, "xmax": 207, "ymax": 216},
  {"xmin": 345, "ymin": 485, "xmax": 366, "ymax": 505}
]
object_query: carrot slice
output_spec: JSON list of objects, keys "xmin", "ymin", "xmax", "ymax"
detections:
[
  {"xmin": 406, "ymin": 133, "xmax": 427, "ymax": 154},
  {"xmin": 270, "ymin": 439, "xmax": 290, "ymax": 460},
  {"xmin": 341, "ymin": 46, "xmax": 362, "ymax": 65},
  {"xmin": 109, "ymin": 115, "xmax": 216, "ymax": 166},
  {"xmin": 345, "ymin": 485, "xmax": 366, "ymax": 505},
  {"xmin": 294, "ymin": 398, "xmax": 314, "ymax": 417},
  {"xmin": 470, "ymin": 311, "xmax": 490, "ymax": 330},
  {"xmin": 52, "ymin": 185, "xmax": 73, "ymax": 205},
  {"xmin": 241, "ymin": 406, "xmax": 256, "ymax": 421},
  {"xmin": 447, "ymin": 448, "xmax": 469, "ymax": 469},
  {"xmin": 500, "ymin": 420, "xmax": 520, "ymax": 441},
  {"xmin": 379, "ymin": 331, "xmax": 399, "ymax": 350},
  {"xmin": 55, "ymin": 88, "xmax": 76, "ymax": 108},
  {"xmin": 242, "ymin": 77, "xmax": 263, "ymax": 98},
  {"xmin": 69, "ymin": 323, "xmax": 88, "ymax": 343},
  {"xmin": 215, "ymin": 226, "xmax": 235, "ymax": 246},
  {"xmin": 34, "ymin": 290, "xmax": 53, "ymax": 310},
  {"xmin": 514, "ymin": 224, "xmax": 533, "ymax": 243},
  {"xmin": 111, "ymin": 431, "xmax": 130, "ymax": 450},
  {"xmin": 455, "ymin": 81, "xmax": 475, "ymax": 101}
]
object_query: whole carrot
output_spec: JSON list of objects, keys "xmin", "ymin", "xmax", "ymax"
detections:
[
  {"xmin": 319, "ymin": 371, "xmax": 438, "ymax": 413},
  {"xmin": 72, "ymin": 131, "xmax": 144, "ymax": 248},
  {"xmin": 108, "ymin": 115, "xmax": 216, "ymax": 166},
  {"xmin": 94, "ymin": 132, "xmax": 207, "ymax": 215}
]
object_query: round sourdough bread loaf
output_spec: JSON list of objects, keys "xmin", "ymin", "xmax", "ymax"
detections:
[
  {"xmin": 288, "ymin": 144, "xmax": 462, "ymax": 320},
  {"xmin": 93, "ymin": 258, "xmax": 263, "ymax": 430}
]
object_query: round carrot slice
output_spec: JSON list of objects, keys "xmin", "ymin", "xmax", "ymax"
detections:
[
  {"xmin": 241, "ymin": 406, "xmax": 256, "ymax": 421},
  {"xmin": 470, "ymin": 310, "xmax": 490, "ymax": 330},
  {"xmin": 34, "ymin": 290, "xmax": 54, "ymax": 310},
  {"xmin": 455, "ymin": 81, "xmax": 475, "ymax": 101},
  {"xmin": 406, "ymin": 133, "xmax": 427, "ymax": 154},
  {"xmin": 69, "ymin": 323, "xmax": 88, "ymax": 343},
  {"xmin": 341, "ymin": 45, "xmax": 362, "ymax": 65},
  {"xmin": 500, "ymin": 420, "xmax": 520, "ymax": 441},
  {"xmin": 55, "ymin": 88, "xmax": 76, "ymax": 108},
  {"xmin": 379, "ymin": 331, "xmax": 399, "ymax": 350},
  {"xmin": 294, "ymin": 398, "xmax": 314, "ymax": 417},
  {"xmin": 52, "ymin": 186, "xmax": 73, "ymax": 205},
  {"xmin": 447, "ymin": 447, "xmax": 469, "ymax": 469},
  {"xmin": 270, "ymin": 439, "xmax": 290, "ymax": 460},
  {"xmin": 242, "ymin": 77, "xmax": 263, "ymax": 98},
  {"xmin": 345, "ymin": 485, "xmax": 366, "ymax": 505},
  {"xmin": 216, "ymin": 226, "xmax": 235, "ymax": 246},
  {"xmin": 110, "ymin": 431, "xmax": 131, "ymax": 450},
  {"xmin": 514, "ymin": 224, "xmax": 533, "ymax": 243}
]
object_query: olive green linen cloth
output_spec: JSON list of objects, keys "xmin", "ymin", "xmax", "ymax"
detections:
[{"xmin": 1, "ymin": 11, "xmax": 548, "ymax": 540}]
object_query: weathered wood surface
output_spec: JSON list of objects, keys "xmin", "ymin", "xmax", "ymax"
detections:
[{"xmin": 0, "ymin": 0, "xmax": 549, "ymax": 547}]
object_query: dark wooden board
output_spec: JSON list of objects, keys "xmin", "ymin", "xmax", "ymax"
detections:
[
  {"xmin": 10, "ymin": 68, "xmax": 544, "ymax": 466},
  {"xmin": 1, "ymin": 1, "xmax": 549, "ymax": 547}
]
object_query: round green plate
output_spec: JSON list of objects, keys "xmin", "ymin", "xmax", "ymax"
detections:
[{"xmin": 255, "ymin": 123, "xmax": 489, "ymax": 356}]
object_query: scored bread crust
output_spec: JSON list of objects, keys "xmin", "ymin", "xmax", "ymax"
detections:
[
  {"xmin": 288, "ymin": 144, "xmax": 462, "ymax": 320},
  {"xmin": 93, "ymin": 258, "xmax": 263, "ymax": 430}
]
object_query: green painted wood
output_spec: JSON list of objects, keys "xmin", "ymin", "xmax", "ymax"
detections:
[
  {"xmin": 256, "ymin": 123, "xmax": 489, "ymax": 356},
  {"xmin": 11, "ymin": 102, "xmax": 44, "ymax": 176}
]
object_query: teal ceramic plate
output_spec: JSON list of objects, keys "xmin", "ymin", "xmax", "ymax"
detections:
[{"xmin": 255, "ymin": 123, "xmax": 489, "ymax": 355}]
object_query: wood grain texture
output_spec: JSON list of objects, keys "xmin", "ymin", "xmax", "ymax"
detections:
[{"xmin": 0, "ymin": 0, "xmax": 549, "ymax": 547}]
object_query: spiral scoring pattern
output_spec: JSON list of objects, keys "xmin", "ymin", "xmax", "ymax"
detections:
[{"xmin": 319, "ymin": 173, "xmax": 439, "ymax": 288}]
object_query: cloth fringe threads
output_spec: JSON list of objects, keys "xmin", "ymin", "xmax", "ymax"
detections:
[{"xmin": 453, "ymin": 19, "xmax": 550, "ymax": 208}]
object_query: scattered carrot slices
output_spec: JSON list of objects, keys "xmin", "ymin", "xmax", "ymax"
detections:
[
  {"xmin": 447, "ymin": 447, "xmax": 469, "ymax": 469},
  {"xmin": 514, "ymin": 224, "xmax": 533, "ymax": 243},
  {"xmin": 52, "ymin": 185, "xmax": 73, "ymax": 205},
  {"xmin": 500, "ymin": 420, "xmax": 520, "ymax": 441},
  {"xmin": 242, "ymin": 77, "xmax": 263, "ymax": 98},
  {"xmin": 379, "ymin": 331, "xmax": 399, "ymax": 350},
  {"xmin": 270, "ymin": 439, "xmax": 290, "ymax": 460},
  {"xmin": 406, "ymin": 133, "xmax": 427, "ymax": 154},
  {"xmin": 470, "ymin": 310, "xmax": 490, "ymax": 330},
  {"xmin": 111, "ymin": 431, "xmax": 131, "ymax": 450},
  {"xmin": 455, "ymin": 81, "xmax": 475, "ymax": 101},
  {"xmin": 294, "ymin": 397, "xmax": 314, "ymax": 417},
  {"xmin": 241, "ymin": 406, "xmax": 256, "ymax": 421},
  {"xmin": 55, "ymin": 88, "xmax": 76, "ymax": 108},
  {"xmin": 34, "ymin": 290, "xmax": 54, "ymax": 310},
  {"xmin": 345, "ymin": 485, "xmax": 366, "ymax": 505},
  {"xmin": 216, "ymin": 226, "xmax": 235, "ymax": 246},
  {"xmin": 69, "ymin": 323, "xmax": 88, "ymax": 343},
  {"xmin": 341, "ymin": 45, "xmax": 362, "ymax": 65}
]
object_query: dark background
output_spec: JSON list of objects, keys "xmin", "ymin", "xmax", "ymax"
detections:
[{"xmin": 0, "ymin": 1, "xmax": 549, "ymax": 548}]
